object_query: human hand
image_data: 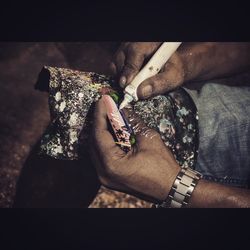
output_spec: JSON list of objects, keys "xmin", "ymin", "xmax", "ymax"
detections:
[
  {"xmin": 110, "ymin": 42, "xmax": 185, "ymax": 100},
  {"xmin": 90, "ymin": 97, "xmax": 180, "ymax": 203}
]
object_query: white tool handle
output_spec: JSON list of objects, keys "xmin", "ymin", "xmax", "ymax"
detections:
[{"xmin": 125, "ymin": 42, "xmax": 182, "ymax": 101}]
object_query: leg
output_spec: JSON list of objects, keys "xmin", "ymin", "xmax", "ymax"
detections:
[{"xmin": 186, "ymin": 83, "xmax": 250, "ymax": 187}]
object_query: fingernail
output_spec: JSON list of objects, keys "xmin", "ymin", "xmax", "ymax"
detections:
[
  {"xmin": 119, "ymin": 76, "xmax": 126, "ymax": 87},
  {"xmin": 142, "ymin": 85, "xmax": 152, "ymax": 98}
]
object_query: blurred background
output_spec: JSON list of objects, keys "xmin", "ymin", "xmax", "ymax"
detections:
[{"xmin": 0, "ymin": 42, "xmax": 151, "ymax": 208}]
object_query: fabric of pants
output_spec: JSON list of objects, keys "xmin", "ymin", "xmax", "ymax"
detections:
[{"xmin": 185, "ymin": 83, "xmax": 250, "ymax": 188}]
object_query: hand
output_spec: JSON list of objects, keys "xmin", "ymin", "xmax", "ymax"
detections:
[
  {"xmin": 90, "ymin": 97, "xmax": 180, "ymax": 203},
  {"xmin": 110, "ymin": 42, "xmax": 185, "ymax": 99}
]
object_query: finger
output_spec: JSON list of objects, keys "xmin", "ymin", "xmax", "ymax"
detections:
[
  {"xmin": 109, "ymin": 62, "xmax": 117, "ymax": 76},
  {"xmin": 120, "ymin": 42, "xmax": 161, "ymax": 88},
  {"xmin": 111, "ymin": 43, "xmax": 128, "ymax": 77},
  {"xmin": 92, "ymin": 97, "xmax": 124, "ymax": 158},
  {"xmin": 120, "ymin": 50, "xmax": 145, "ymax": 88},
  {"xmin": 137, "ymin": 55, "xmax": 184, "ymax": 99},
  {"xmin": 121, "ymin": 106, "xmax": 161, "ymax": 150},
  {"xmin": 113, "ymin": 50, "xmax": 125, "ymax": 74}
]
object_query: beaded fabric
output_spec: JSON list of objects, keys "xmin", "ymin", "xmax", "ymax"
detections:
[{"xmin": 35, "ymin": 66, "xmax": 199, "ymax": 168}]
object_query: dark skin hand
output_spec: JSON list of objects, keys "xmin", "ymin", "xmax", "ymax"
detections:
[
  {"xmin": 91, "ymin": 98, "xmax": 250, "ymax": 207},
  {"xmin": 97, "ymin": 42, "xmax": 250, "ymax": 207},
  {"xmin": 110, "ymin": 42, "xmax": 250, "ymax": 99}
]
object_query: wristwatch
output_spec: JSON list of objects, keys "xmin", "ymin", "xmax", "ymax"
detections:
[{"xmin": 153, "ymin": 166, "xmax": 203, "ymax": 208}]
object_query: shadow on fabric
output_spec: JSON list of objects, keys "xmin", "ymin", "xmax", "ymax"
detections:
[{"xmin": 13, "ymin": 142, "xmax": 100, "ymax": 208}]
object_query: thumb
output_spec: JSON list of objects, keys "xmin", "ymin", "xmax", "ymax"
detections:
[
  {"xmin": 137, "ymin": 61, "xmax": 184, "ymax": 100},
  {"xmin": 92, "ymin": 96, "xmax": 124, "ymax": 158}
]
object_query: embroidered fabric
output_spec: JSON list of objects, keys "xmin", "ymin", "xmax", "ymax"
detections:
[{"xmin": 35, "ymin": 66, "xmax": 199, "ymax": 168}]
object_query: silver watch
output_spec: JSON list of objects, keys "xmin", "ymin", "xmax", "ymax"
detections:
[{"xmin": 153, "ymin": 166, "xmax": 203, "ymax": 208}]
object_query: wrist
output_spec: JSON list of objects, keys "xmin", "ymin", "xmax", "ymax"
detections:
[
  {"xmin": 160, "ymin": 166, "xmax": 180, "ymax": 202},
  {"xmin": 154, "ymin": 166, "xmax": 203, "ymax": 208}
]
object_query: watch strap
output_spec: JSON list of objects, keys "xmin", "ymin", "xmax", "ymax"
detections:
[{"xmin": 153, "ymin": 166, "xmax": 203, "ymax": 208}]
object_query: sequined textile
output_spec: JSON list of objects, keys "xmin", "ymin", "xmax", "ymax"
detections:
[{"xmin": 35, "ymin": 66, "xmax": 199, "ymax": 168}]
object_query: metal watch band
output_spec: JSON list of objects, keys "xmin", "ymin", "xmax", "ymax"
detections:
[{"xmin": 153, "ymin": 166, "xmax": 203, "ymax": 208}]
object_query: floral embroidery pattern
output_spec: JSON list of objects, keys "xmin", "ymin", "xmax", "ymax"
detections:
[{"xmin": 36, "ymin": 66, "xmax": 199, "ymax": 168}]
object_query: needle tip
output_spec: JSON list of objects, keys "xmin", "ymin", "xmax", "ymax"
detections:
[
  {"xmin": 119, "ymin": 94, "xmax": 133, "ymax": 110},
  {"xmin": 119, "ymin": 100, "xmax": 127, "ymax": 110}
]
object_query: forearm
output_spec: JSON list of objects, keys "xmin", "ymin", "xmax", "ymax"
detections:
[
  {"xmin": 188, "ymin": 179, "xmax": 250, "ymax": 208},
  {"xmin": 179, "ymin": 42, "xmax": 250, "ymax": 83}
]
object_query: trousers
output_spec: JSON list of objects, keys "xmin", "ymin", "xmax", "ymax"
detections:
[{"xmin": 185, "ymin": 83, "xmax": 250, "ymax": 188}]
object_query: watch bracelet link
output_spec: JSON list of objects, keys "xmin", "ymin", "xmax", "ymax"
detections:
[{"xmin": 153, "ymin": 166, "xmax": 203, "ymax": 208}]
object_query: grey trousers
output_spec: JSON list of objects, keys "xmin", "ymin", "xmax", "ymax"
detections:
[{"xmin": 185, "ymin": 83, "xmax": 250, "ymax": 188}]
